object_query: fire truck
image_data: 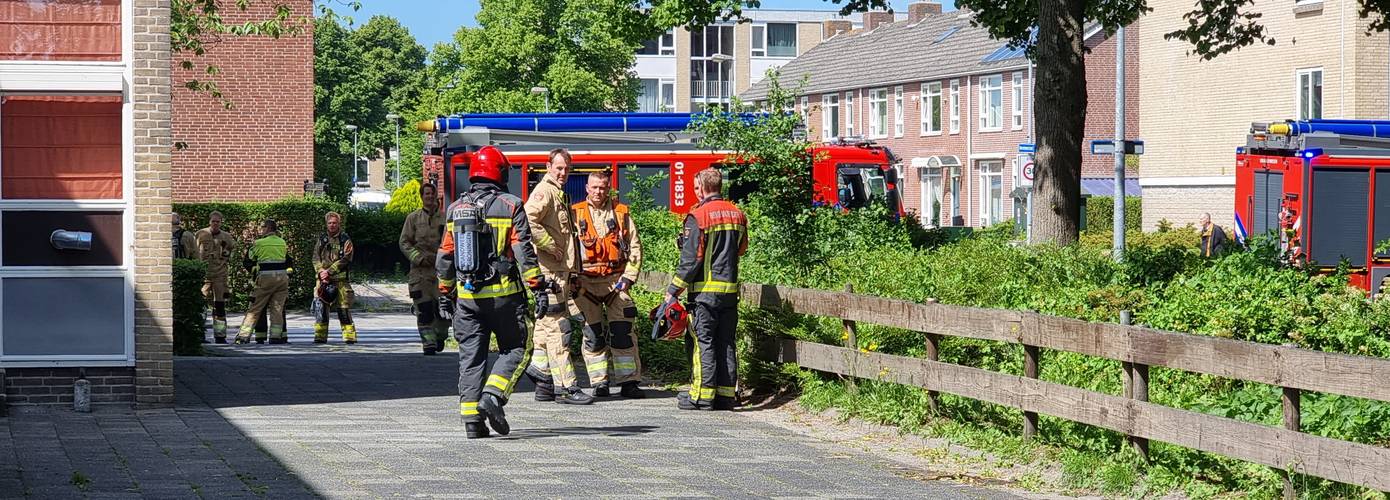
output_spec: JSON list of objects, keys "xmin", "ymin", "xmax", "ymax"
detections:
[
  {"xmin": 1237, "ymin": 119, "xmax": 1390, "ymax": 294},
  {"xmin": 416, "ymin": 112, "xmax": 905, "ymax": 216}
]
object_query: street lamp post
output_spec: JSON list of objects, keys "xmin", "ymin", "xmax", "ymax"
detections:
[
  {"xmin": 531, "ymin": 86, "xmax": 550, "ymax": 113},
  {"xmin": 386, "ymin": 113, "xmax": 401, "ymax": 187},
  {"xmin": 344, "ymin": 124, "xmax": 359, "ymax": 185}
]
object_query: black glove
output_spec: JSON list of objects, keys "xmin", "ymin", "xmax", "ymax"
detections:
[
  {"xmin": 613, "ymin": 277, "xmax": 633, "ymax": 292},
  {"xmin": 533, "ymin": 289, "xmax": 550, "ymax": 320},
  {"xmin": 438, "ymin": 296, "xmax": 454, "ymax": 321}
]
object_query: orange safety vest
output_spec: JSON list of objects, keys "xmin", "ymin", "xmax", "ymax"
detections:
[{"xmin": 573, "ymin": 199, "xmax": 629, "ymax": 277}]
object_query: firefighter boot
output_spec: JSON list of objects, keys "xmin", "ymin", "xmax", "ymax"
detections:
[
  {"xmin": 620, "ymin": 381, "xmax": 646, "ymax": 399},
  {"xmin": 534, "ymin": 381, "xmax": 555, "ymax": 402},
  {"xmin": 713, "ymin": 396, "xmax": 738, "ymax": 411},
  {"xmin": 594, "ymin": 383, "xmax": 611, "ymax": 398},
  {"xmin": 464, "ymin": 421, "xmax": 490, "ymax": 439},
  {"xmin": 677, "ymin": 392, "xmax": 713, "ymax": 411},
  {"xmin": 556, "ymin": 387, "xmax": 594, "ymax": 405},
  {"xmin": 342, "ymin": 323, "xmax": 358, "ymax": 345},
  {"xmin": 313, "ymin": 323, "xmax": 328, "ymax": 344},
  {"xmin": 478, "ymin": 393, "xmax": 509, "ymax": 435}
]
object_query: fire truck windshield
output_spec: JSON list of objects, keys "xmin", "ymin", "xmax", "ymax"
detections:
[{"xmin": 837, "ymin": 163, "xmax": 892, "ymax": 211}]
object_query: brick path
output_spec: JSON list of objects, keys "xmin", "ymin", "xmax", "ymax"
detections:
[{"xmin": 2, "ymin": 313, "xmax": 1021, "ymax": 499}]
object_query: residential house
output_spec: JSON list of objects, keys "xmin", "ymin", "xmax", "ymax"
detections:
[
  {"xmin": 741, "ymin": 3, "xmax": 1139, "ymax": 229},
  {"xmin": 1139, "ymin": 0, "xmax": 1389, "ymax": 229}
]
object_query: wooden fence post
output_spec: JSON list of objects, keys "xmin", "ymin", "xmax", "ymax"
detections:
[
  {"xmin": 1119, "ymin": 310, "xmax": 1149, "ymax": 462},
  {"xmin": 1282, "ymin": 359, "xmax": 1302, "ymax": 500},
  {"xmin": 1023, "ymin": 344, "xmax": 1040, "ymax": 439},
  {"xmin": 924, "ymin": 297, "xmax": 941, "ymax": 414},
  {"xmin": 842, "ymin": 283, "xmax": 858, "ymax": 391}
]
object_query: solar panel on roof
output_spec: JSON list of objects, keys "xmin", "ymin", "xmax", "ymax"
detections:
[
  {"xmin": 981, "ymin": 44, "xmax": 1027, "ymax": 62},
  {"xmin": 933, "ymin": 26, "xmax": 960, "ymax": 43}
]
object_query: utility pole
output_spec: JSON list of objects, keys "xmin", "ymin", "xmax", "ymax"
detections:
[
  {"xmin": 386, "ymin": 113, "xmax": 401, "ymax": 187},
  {"xmin": 1113, "ymin": 26, "xmax": 1127, "ymax": 262}
]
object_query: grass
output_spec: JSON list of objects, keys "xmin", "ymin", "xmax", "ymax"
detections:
[{"xmin": 69, "ymin": 470, "xmax": 90, "ymax": 491}]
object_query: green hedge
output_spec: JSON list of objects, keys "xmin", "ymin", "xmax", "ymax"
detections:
[
  {"xmin": 173, "ymin": 258, "xmax": 207, "ymax": 356},
  {"xmin": 174, "ymin": 197, "xmax": 407, "ymax": 310},
  {"xmin": 1083, "ymin": 196, "xmax": 1142, "ymax": 233}
]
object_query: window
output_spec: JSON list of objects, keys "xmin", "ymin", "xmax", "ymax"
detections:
[
  {"xmin": 689, "ymin": 25, "xmax": 735, "ymax": 107},
  {"xmin": 638, "ymin": 29, "xmax": 676, "ymax": 56},
  {"xmin": 751, "ymin": 25, "xmax": 765, "ymax": 57},
  {"xmin": 979, "ymin": 75, "xmax": 1003, "ymax": 131},
  {"xmin": 1011, "ymin": 72, "xmax": 1024, "ymax": 130},
  {"xmin": 661, "ymin": 81, "xmax": 675, "ymax": 111},
  {"xmin": 637, "ymin": 78, "xmax": 675, "ymax": 112},
  {"xmin": 2, "ymin": 96, "xmax": 123, "ymax": 199},
  {"xmin": 0, "ymin": 0, "xmax": 122, "ymax": 61},
  {"xmin": 844, "ymin": 91, "xmax": 856, "ymax": 136},
  {"xmin": 800, "ymin": 96, "xmax": 810, "ymax": 122},
  {"xmin": 767, "ymin": 23, "xmax": 798, "ymax": 57},
  {"xmin": 893, "ymin": 86, "xmax": 904, "ymax": 137},
  {"xmin": 1297, "ymin": 68, "xmax": 1323, "ymax": 120},
  {"xmin": 822, "ymin": 95, "xmax": 840, "ymax": 140},
  {"xmin": 979, "ymin": 160, "xmax": 1004, "ymax": 226},
  {"xmin": 921, "ymin": 168, "xmax": 943, "ymax": 227},
  {"xmin": 921, "ymin": 82, "xmax": 942, "ymax": 135},
  {"xmin": 869, "ymin": 89, "xmax": 888, "ymax": 138},
  {"xmin": 949, "ymin": 80, "xmax": 960, "ymax": 134}
]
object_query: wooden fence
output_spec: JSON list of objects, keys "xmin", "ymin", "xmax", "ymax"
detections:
[{"xmin": 637, "ymin": 272, "xmax": 1390, "ymax": 494}]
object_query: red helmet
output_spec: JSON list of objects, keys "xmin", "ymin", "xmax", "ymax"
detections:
[
  {"xmin": 650, "ymin": 299, "xmax": 689, "ymax": 341},
  {"xmin": 469, "ymin": 145, "xmax": 510, "ymax": 184}
]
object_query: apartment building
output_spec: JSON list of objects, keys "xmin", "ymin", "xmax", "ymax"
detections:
[
  {"xmin": 634, "ymin": 10, "xmax": 891, "ymax": 112},
  {"xmin": 1139, "ymin": 0, "xmax": 1390, "ymax": 229},
  {"xmin": 741, "ymin": 4, "xmax": 1139, "ymax": 228}
]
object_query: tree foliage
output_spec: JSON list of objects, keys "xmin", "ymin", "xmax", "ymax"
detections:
[{"xmin": 171, "ymin": 0, "xmax": 310, "ymax": 109}]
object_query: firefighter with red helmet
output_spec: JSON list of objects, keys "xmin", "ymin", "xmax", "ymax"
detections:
[
  {"xmin": 436, "ymin": 145, "xmax": 546, "ymax": 438},
  {"xmin": 572, "ymin": 170, "xmax": 645, "ymax": 398},
  {"xmin": 665, "ymin": 168, "xmax": 748, "ymax": 411}
]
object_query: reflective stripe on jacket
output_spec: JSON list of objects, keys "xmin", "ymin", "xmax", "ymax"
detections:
[{"xmin": 668, "ymin": 195, "xmax": 748, "ymax": 305}]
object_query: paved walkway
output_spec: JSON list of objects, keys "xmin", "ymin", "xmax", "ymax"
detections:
[{"xmin": 2, "ymin": 313, "xmax": 1022, "ymax": 499}]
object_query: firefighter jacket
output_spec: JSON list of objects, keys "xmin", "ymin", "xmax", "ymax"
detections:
[
  {"xmin": 399, "ymin": 207, "xmax": 446, "ymax": 285},
  {"xmin": 525, "ymin": 176, "xmax": 581, "ymax": 276},
  {"xmin": 314, "ymin": 231, "xmax": 354, "ymax": 282},
  {"xmin": 245, "ymin": 233, "xmax": 291, "ymax": 274},
  {"xmin": 437, "ymin": 183, "xmax": 543, "ymax": 300},
  {"xmin": 195, "ymin": 228, "xmax": 237, "ymax": 278},
  {"xmin": 174, "ymin": 226, "xmax": 198, "ymax": 260},
  {"xmin": 667, "ymin": 195, "xmax": 748, "ymax": 307},
  {"xmin": 573, "ymin": 197, "xmax": 642, "ymax": 282}
]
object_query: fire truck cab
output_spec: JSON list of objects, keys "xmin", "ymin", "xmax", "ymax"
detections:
[
  {"xmin": 1236, "ymin": 119, "xmax": 1390, "ymax": 295},
  {"xmin": 418, "ymin": 113, "xmax": 904, "ymax": 216}
]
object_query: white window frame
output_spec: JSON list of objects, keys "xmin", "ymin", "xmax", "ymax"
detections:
[
  {"xmin": 0, "ymin": 0, "xmax": 135, "ymax": 367},
  {"xmin": 822, "ymin": 94, "xmax": 840, "ymax": 140},
  {"xmin": 948, "ymin": 79, "xmax": 960, "ymax": 134},
  {"xmin": 1296, "ymin": 67, "xmax": 1323, "ymax": 121},
  {"xmin": 1011, "ymin": 72, "xmax": 1024, "ymax": 130},
  {"xmin": 844, "ymin": 91, "xmax": 856, "ymax": 137},
  {"xmin": 800, "ymin": 95, "xmax": 809, "ymax": 122},
  {"xmin": 660, "ymin": 29, "xmax": 675, "ymax": 55},
  {"xmin": 661, "ymin": 79, "xmax": 675, "ymax": 111},
  {"xmin": 978, "ymin": 160, "xmax": 1004, "ymax": 226},
  {"xmin": 978, "ymin": 74, "xmax": 1003, "ymax": 132},
  {"xmin": 868, "ymin": 88, "xmax": 888, "ymax": 138},
  {"xmin": 893, "ymin": 86, "xmax": 904, "ymax": 138},
  {"xmin": 752, "ymin": 22, "xmax": 798, "ymax": 58},
  {"xmin": 921, "ymin": 82, "xmax": 942, "ymax": 135}
]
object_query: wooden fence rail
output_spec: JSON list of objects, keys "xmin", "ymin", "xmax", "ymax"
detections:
[{"xmin": 637, "ymin": 272, "xmax": 1390, "ymax": 493}]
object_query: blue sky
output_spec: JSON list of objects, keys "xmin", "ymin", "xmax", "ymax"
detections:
[{"xmin": 325, "ymin": 1, "xmax": 955, "ymax": 52}]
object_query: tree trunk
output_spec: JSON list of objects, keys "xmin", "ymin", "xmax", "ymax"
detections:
[{"xmin": 1031, "ymin": 0, "xmax": 1086, "ymax": 245}]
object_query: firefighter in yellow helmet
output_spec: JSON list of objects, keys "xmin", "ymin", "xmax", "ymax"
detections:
[
  {"xmin": 572, "ymin": 170, "xmax": 645, "ymax": 398},
  {"xmin": 523, "ymin": 148, "xmax": 594, "ymax": 405},
  {"xmin": 196, "ymin": 211, "xmax": 237, "ymax": 343},
  {"xmin": 400, "ymin": 182, "xmax": 449, "ymax": 354},
  {"xmin": 236, "ymin": 218, "xmax": 292, "ymax": 344},
  {"xmin": 314, "ymin": 211, "xmax": 357, "ymax": 344}
]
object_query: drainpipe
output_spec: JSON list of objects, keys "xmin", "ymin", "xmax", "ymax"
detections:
[{"xmin": 966, "ymin": 77, "xmax": 974, "ymax": 227}]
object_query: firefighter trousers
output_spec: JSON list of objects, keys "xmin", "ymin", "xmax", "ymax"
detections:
[
  {"xmin": 202, "ymin": 275, "xmax": 229, "ymax": 339},
  {"xmin": 454, "ymin": 292, "xmax": 531, "ymax": 422},
  {"xmin": 688, "ymin": 301, "xmax": 739, "ymax": 404},
  {"xmin": 576, "ymin": 274, "xmax": 641, "ymax": 386},
  {"xmin": 237, "ymin": 272, "xmax": 289, "ymax": 342},
  {"xmin": 410, "ymin": 276, "xmax": 449, "ymax": 350},
  {"xmin": 313, "ymin": 279, "xmax": 356, "ymax": 342},
  {"xmin": 529, "ymin": 276, "xmax": 584, "ymax": 390}
]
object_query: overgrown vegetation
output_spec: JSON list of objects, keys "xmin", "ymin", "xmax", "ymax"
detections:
[
  {"xmin": 173, "ymin": 259, "xmax": 209, "ymax": 356},
  {"xmin": 629, "ymin": 78, "xmax": 1390, "ymax": 498}
]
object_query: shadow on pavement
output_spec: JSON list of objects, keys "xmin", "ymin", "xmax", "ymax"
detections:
[
  {"xmin": 500, "ymin": 425, "xmax": 660, "ymax": 440},
  {"xmin": 176, "ymin": 352, "xmax": 486, "ymax": 409}
]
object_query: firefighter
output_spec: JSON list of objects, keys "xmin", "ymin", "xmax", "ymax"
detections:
[
  {"xmin": 572, "ymin": 170, "xmax": 645, "ymax": 398},
  {"xmin": 172, "ymin": 212, "xmax": 198, "ymax": 260},
  {"xmin": 1198, "ymin": 213, "xmax": 1230, "ymax": 258},
  {"xmin": 196, "ymin": 211, "xmax": 237, "ymax": 343},
  {"xmin": 313, "ymin": 212, "xmax": 357, "ymax": 344},
  {"xmin": 524, "ymin": 148, "xmax": 594, "ymax": 405},
  {"xmin": 665, "ymin": 168, "xmax": 748, "ymax": 411},
  {"xmin": 236, "ymin": 219, "xmax": 292, "ymax": 344},
  {"xmin": 436, "ymin": 145, "xmax": 547, "ymax": 439},
  {"xmin": 400, "ymin": 183, "xmax": 449, "ymax": 355}
]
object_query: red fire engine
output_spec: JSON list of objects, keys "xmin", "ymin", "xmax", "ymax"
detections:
[
  {"xmin": 1236, "ymin": 119, "xmax": 1390, "ymax": 294},
  {"xmin": 416, "ymin": 113, "xmax": 905, "ymax": 216}
]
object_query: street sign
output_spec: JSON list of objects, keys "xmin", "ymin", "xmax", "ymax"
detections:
[
  {"xmin": 1091, "ymin": 139, "xmax": 1145, "ymax": 155},
  {"xmin": 1016, "ymin": 154, "xmax": 1035, "ymax": 188},
  {"xmin": 1018, "ymin": 143, "xmax": 1035, "ymax": 154}
]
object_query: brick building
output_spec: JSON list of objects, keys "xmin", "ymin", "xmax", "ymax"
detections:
[
  {"xmin": 0, "ymin": 0, "xmax": 174, "ymax": 408},
  {"xmin": 1138, "ymin": 0, "xmax": 1390, "ymax": 230},
  {"xmin": 741, "ymin": 3, "xmax": 1139, "ymax": 228},
  {"xmin": 170, "ymin": 0, "xmax": 314, "ymax": 202}
]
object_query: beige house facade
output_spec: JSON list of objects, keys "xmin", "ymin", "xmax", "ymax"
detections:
[{"xmin": 1139, "ymin": 0, "xmax": 1390, "ymax": 229}]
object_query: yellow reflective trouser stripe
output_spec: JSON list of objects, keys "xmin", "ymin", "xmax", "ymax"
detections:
[
  {"xmin": 613, "ymin": 356, "xmax": 637, "ymax": 374},
  {"xmin": 505, "ymin": 319, "xmax": 534, "ymax": 398},
  {"xmin": 716, "ymin": 386, "xmax": 736, "ymax": 398},
  {"xmin": 691, "ymin": 281, "xmax": 739, "ymax": 293},
  {"xmin": 671, "ymin": 276, "xmax": 688, "ymax": 288},
  {"xmin": 460, "ymin": 401, "xmax": 478, "ymax": 416},
  {"xmin": 486, "ymin": 374, "xmax": 510, "ymax": 392},
  {"xmin": 691, "ymin": 387, "xmax": 714, "ymax": 401},
  {"xmin": 690, "ymin": 339, "xmax": 703, "ymax": 402},
  {"xmin": 457, "ymin": 276, "xmax": 522, "ymax": 299},
  {"xmin": 585, "ymin": 359, "xmax": 608, "ymax": 376}
]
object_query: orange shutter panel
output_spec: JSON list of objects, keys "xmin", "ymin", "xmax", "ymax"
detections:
[
  {"xmin": 1, "ymin": 95, "xmax": 123, "ymax": 200},
  {"xmin": 0, "ymin": 0, "xmax": 121, "ymax": 61}
]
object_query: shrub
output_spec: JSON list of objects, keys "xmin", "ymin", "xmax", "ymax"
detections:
[
  {"xmin": 384, "ymin": 179, "xmax": 423, "ymax": 216},
  {"xmin": 173, "ymin": 258, "xmax": 208, "ymax": 356},
  {"xmin": 1083, "ymin": 196, "xmax": 1142, "ymax": 233}
]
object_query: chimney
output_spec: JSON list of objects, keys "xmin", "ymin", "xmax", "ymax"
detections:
[
  {"xmin": 864, "ymin": 11, "xmax": 895, "ymax": 31},
  {"xmin": 823, "ymin": 20, "xmax": 852, "ymax": 38},
  {"xmin": 908, "ymin": 2, "xmax": 943, "ymax": 23}
]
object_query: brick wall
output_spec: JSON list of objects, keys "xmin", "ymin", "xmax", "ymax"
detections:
[
  {"xmin": 2, "ymin": 368, "xmax": 135, "ymax": 407},
  {"xmin": 1083, "ymin": 25, "xmax": 1141, "ymax": 177},
  {"xmin": 134, "ymin": 0, "xmax": 176, "ymax": 408},
  {"xmin": 170, "ymin": 0, "xmax": 314, "ymax": 202}
]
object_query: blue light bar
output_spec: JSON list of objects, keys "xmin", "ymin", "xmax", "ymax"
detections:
[{"xmin": 427, "ymin": 112, "xmax": 763, "ymax": 134}]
